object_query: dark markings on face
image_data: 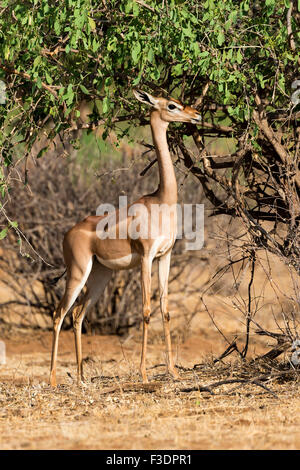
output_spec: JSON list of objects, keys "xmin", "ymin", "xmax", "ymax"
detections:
[{"xmin": 167, "ymin": 101, "xmax": 183, "ymax": 112}]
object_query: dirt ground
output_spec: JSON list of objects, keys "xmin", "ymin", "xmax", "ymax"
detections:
[
  {"xmin": 0, "ymin": 326, "xmax": 299, "ymax": 450},
  {"xmin": 0, "ymin": 247, "xmax": 299, "ymax": 450}
]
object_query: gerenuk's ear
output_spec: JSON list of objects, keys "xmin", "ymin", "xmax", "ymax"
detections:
[{"xmin": 133, "ymin": 89, "xmax": 159, "ymax": 108}]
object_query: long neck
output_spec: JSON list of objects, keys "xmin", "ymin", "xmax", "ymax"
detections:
[{"xmin": 150, "ymin": 111, "xmax": 177, "ymax": 204}]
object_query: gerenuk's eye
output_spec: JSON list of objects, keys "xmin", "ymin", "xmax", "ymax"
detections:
[{"xmin": 168, "ymin": 103, "xmax": 177, "ymax": 110}]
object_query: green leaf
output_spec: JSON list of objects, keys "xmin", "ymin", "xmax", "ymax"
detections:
[
  {"xmin": 102, "ymin": 96, "xmax": 109, "ymax": 114},
  {"xmin": 132, "ymin": 74, "xmax": 142, "ymax": 86},
  {"xmin": 242, "ymin": 1, "xmax": 249, "ymax": 11},
  {"xmin": 132, "ymin": 2, "xmax": 139, "ymax": 16},
  {"xmin": 45, "ymin": 72, "xmax": 53, "ymax": 85},
  {"xmin": 150, "ymin": 68, "xmax": 160, "ymax": 80},
  {"xmin": 64, "ymin": 83, "xmax": 74, "ymax": 105},
  {"xmin": 217, "ymin": 31, "xmax": 225, "ymax": 46},
  {"xmin": 236, "ymin": 49, "xmax": 243, "ymax": 64},
  {"xmin": 107, "ymin": 38, "xmax": 117, "ymax": 52},
  {"xmin": 36, "ymin": 146, "xmax": 49, "ymax": 159},
  {"xmin": 131, "ymin": 42, "xmax": 141, "ymax": 64},
  {"xmin": 125, "ymin": 0, "xmax": 133, "ymax": 13},
  {"xmin": 92, "ymin": 38, "xmax": 99, "ymax": 52},
  {"xmin": 54, "ymin": 19, "xmax": 61, "ymax": 35},
  {"xmin": 36, "ymin": 76, "xmax": 42, "ymax": 89},
  {"xmin": 147, "ymin": 48, "xmax": 154, "ymax": 63},
  {"xmin": 33, "ymin": 56, "xmax": 42, "ymax": 69},
  {"xmin": 88, "ymin": 17, "xmax": 96, "ymax": 31},
  {"xmin": 79, "ymin": 84, "xmax": 90, "ymax": 95},
  {"xmin": 172, "ymin": 64, "xmax": 183, "ymax": 76},
  {"xmin": 0, "ymin": 228, "xmax": 8, "ymax": 240}
]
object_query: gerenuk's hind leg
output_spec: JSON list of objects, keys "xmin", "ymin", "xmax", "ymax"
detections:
[
  {"xmin": 140, "ymin": 255, "xmax": 153, "ymax": 384},
  {"xmin": 72, "ymin": 261, "xmax": 112, "ymax": 384},
  {"xmin": 50, "ymin": 258, "xmax": 93, "ymax": 387}
]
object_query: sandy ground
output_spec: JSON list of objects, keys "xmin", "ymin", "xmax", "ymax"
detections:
[
  {"xmin": 0, "ymin": 328, "xmax": 299, "ymax": 450},
  {"xmin": 0, "ymin": 247, "xmax": 299, "ymax": 450}
]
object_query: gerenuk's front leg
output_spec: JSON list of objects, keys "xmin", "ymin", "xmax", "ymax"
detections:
[{"xmin": 158, "ymin": 251, "xmax": 180, "ymax": 380}]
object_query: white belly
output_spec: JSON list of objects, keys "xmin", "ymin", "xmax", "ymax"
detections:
[{"xmin": 96, "ymin": 253, "xmax": 140, "ymax": 270}]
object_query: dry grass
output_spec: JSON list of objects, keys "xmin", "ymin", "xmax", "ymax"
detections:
[{"xmin": 0, "ymin": 329, "xmax": 299, "ymax": 450}]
